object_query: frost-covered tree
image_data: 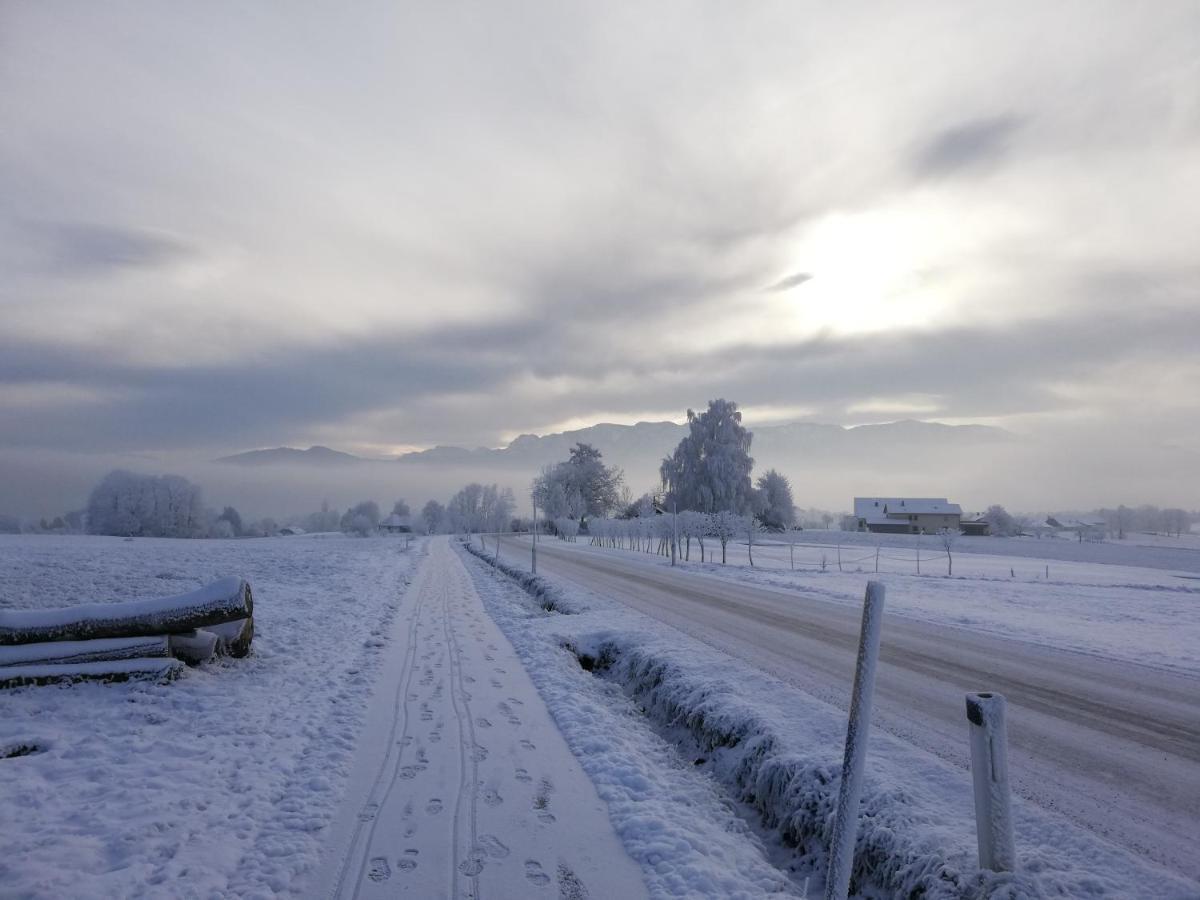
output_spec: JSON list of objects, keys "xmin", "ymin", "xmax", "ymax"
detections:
[
  {"xmin": 391, "ymin": 499, "xmax": 411, "ymax": 518},
  {"xmin": 341, "ymin": 500, "xmax": 381, "ymax": 536},
  {"xmin": 982, "ymin": 504, "xmax": 1019, "ymax": 537},
  {"xmin": 532, "ymin": 443, "xmax": 623, "ymax": 527},
  {"xmin": 86, "ymin": 470, "xmax": 205, "ymax": 538},
  {"xmin": 677, "ymin": 510, "xmax": 710, "ymax": 561},
  {"xmin": 754, "ymin": 469, "xmax": 795, "ymax": 531},
  {"xmin": 216, "ymin": 506, "xmax": 243, "ymax": 537},
  {"xmin": 710, "ymin": 509, "xmax": 741, "ymax": 565},
  {"xmin": 660, "ymin": 399, "xmax": 755, "ymax": 515},
  {"xmin": 421, "ymin": 499, "xmax": 447, "ymax": 534},
  {"xmin": 740, "ymin": 514, "xmax": 760, "ymax": 566},
  {"xmin": 939, "ymin": 527, "xmax": 959, "ymax": 575}
]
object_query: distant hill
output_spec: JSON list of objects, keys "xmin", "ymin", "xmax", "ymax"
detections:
[
  {"xmin": 214, "ymin": 445, "xmax": 366, "ymax": 467},
  {"xmin": 214, "ymin": 421, "xmax": 1013, "ymax": 495}
]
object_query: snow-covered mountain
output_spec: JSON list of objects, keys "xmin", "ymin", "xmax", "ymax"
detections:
[{"xmin": 213, "ymin": 445, "xmax": 365, "ymax": 467}]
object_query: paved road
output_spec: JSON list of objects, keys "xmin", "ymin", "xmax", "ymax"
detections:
[{"xmin": 502, "ymin": 535, "xmax": 1200, "ymax": 883}]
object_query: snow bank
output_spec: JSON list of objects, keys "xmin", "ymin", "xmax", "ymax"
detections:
[{"xmin": 462, "ymin": 538, "xmax": 583, "ymax": 613}]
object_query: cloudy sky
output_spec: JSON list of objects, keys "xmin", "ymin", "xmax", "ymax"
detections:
[{"xmin": 2, "ymin": 2, "xmax": 1198, "ymax": 508}]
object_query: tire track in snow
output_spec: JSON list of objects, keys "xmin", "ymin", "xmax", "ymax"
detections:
[
  {"xmin": 328, "ymin": 556, "xmax": 428, "ymax": 900},
  {"xmin": 444, "ymin": 564, "xmax": 483, "ymax": 899}
]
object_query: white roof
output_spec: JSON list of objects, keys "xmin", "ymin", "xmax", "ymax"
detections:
[{"xmin": 853, "ymin": 497, "xmax": 963, "ymax": 524}]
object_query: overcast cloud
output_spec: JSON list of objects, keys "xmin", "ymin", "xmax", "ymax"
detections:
[{"xmin": 2, "ymin": 1, "xmax": 1198, "ymax": 512}]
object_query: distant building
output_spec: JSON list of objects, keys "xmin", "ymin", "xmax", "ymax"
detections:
[
  {"xmin": 854, "ymin": 497, "xmax": 963, "ymax": 534},
  {"xmin": 959, "ymin": 517, "xmax": 991, "ymax": 537},
  {"xmin": 278, "ymin": 526, "xmax": 306, "ymax": 536},
  {"xmin": 380, "ymin": 514, "xmax": 413, "ymax": 534},
  {"xmin": 1046, "ymin": 516, "xmax": 1106, "ymax": 541}
]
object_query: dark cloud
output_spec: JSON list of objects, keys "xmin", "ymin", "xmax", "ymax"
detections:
[
  {"xmin": 912, "ymin": 115, "xmax": 1024, "ymax": 177},
  {"xmin": 26, "ymin": 221, "xmax": 194, "ymax": 275}
]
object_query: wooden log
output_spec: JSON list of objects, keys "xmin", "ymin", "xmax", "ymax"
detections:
[
  {"xmin": 0, "ymin": 577, "xmax": 253, "ymax": 646},
  {"xmin": 168, "ymin": 629, "xmax": 218, "ymax": 665},
  {"xmin": 0, "ymin": 657, "xmax": 184, "ymax": 690},
  {"xmin": 202, "ymin": 618, "xmax": 254, "ymax": 659},
  {"xmin": 0, "ymin": 636, "xmax": 170, "ymax": 668}
]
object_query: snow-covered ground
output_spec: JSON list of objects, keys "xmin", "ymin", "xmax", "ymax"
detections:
[
  {"xmin": 0, "ymin": 533, "xmax": 420, "ymax": 898},
  {"xmin": 562, "ymin": 533, "xmax": 1200, "ymax": 673},
  {"xmin": 4, "ymin": 532, "xmax": 1197, "ymax": 898}
]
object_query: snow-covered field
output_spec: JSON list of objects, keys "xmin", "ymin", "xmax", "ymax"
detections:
[
  {"xmin": 0, "ymin": 533, "xmax": 420, "ymax": 899},
  {"xmin": 570, "ymin": 533, "xmax": 1200, "ymax": 673}
]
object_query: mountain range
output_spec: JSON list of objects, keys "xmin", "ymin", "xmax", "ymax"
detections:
[{"xmin": 215, "ymin": 419, "xmax": 1013, "ymax": 492}]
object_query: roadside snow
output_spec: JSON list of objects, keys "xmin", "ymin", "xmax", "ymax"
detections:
[{"xmin": 0, "ymin": 533, "xmax": 421, "ymax": 899}]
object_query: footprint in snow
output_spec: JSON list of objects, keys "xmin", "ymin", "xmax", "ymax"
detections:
[
  {"xmin": 397, "ymin": 849, "xmax": 419, "ymax": 871},
  {"xmin": 524, "ymin": 859, "xmax": 551, "ymax": 886},
  {"xmin": 367, "ymin": 857, "xmax": 391, "ymax": 882},
  {"xmin": 358, "ymin": 803, "xmax": 378, "ymax": 822},
  {"xmin": 425, "ymin": 798, "xmax": 443, "ymax": 814},
  {"xmin": 477, "ymin": 834, "xmax": 511, "ymax": 859},
  {"xmin": 481, "ymin": 787, "xmax": 503, "ymax": 806},
  {"xmin": 515, "ymin": 767, "xmax": 532, "ymax": 783},
  {"xmin": 458, "ymin": 853, "xmax": 486, "ymax": 877},
  {"xmin": 475, "ymin": 717, "xmax": 492, "ymax": 728},
  {"xmin": 519, "ymin": 739, "xmax": 536, "ymax": 751}
]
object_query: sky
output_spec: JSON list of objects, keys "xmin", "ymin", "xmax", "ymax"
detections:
[{"xmin": 2, "ymin": 2, "xmax": 1199, "ymax": 514}]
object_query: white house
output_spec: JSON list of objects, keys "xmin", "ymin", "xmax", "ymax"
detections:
[{"xmin": 854, "ymin": 497, "xmax": 963, "ymax": 534}]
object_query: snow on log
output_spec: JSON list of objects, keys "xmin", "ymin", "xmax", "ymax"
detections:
[
  {"xmin": 168, "ymin": 629, "xmax": 218, "ymax": 665},
  {"xmin": 0, "ymin": 636, "xmax": 170, "ymax": 668},
  {"xmin": 201, "ymin": 618, "xmax": 254, "ymax": 659},
  {"xmin": 0, "ymin": 577, "xmax": 253, "ymax": 646},
  {"xmin": 0, "ymin": 657, "xmax": 184, "ymax": 690}
]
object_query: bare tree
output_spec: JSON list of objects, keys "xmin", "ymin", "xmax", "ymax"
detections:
[{"xmin": 939, "ymin": 527, "xmax": 960, "ymax": 576}]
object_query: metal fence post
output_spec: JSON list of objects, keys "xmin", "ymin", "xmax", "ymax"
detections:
[
  {"xmin": 825, "ymin": 581, "xmax": 886, "ymax": 900},
  {"xmin": 965, "ymin": 692, "xmax": 1016, "ymax": 872}
]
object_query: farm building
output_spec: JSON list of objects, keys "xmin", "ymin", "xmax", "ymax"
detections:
[
  {"xmin": 854, "ymin": 497, "xmax": 963, "ymax": 534},
  {"xmin": 380, "ymin": 514, "xmax": 413, "ymax": 534}
]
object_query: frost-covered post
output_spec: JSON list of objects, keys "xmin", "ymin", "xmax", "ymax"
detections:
[
  {"xmin": 671, "ymin": 502, "xmax": 678, "ymax": 567},
  {"xmin": 531, "ymin": 500, "xmax": 538, "ymax": 575},
  {"xmin": 825, "ymin": 581, "xmax": 885, "ymax": 900},
  {"xmin": 966, "ymin": 692, "xmax": 1016, "ymax": 872}
]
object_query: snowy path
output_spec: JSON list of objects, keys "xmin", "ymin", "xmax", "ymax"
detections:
[
  {"xmin": 501, "ymin": 535, "xmax": 1200, "ymax": 884},
  {"xmin": 311, "ymin": 537, "xmax": 647, "ymax": 900}
]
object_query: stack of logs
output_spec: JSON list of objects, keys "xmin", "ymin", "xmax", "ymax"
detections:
[{"xmin": 0, "ymin": 577, "xmax": 254, "ymax": 690}]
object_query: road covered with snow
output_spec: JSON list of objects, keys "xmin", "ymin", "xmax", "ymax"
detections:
[
  {"xmin": 494, "ymin": 531, "xmax": 1200, "ymax": 892},
  {"xmin": 310, "ymin": 537, "xmax": 647, "ymax": 900}
]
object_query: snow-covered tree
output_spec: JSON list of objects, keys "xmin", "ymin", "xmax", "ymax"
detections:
[
  {"xmin": 421, "ymin": 499, "xmax": 447, "ymax": 534},
  {"xmin": 341, "ymin": 500, "xmax": 381, "ymax": 536},
  {"xmin": 939, "ymin": 527, "xmax": 959, "ymax": 575},
  {"xmin": 391, "ymin": 499, "xmax": 411, "ymax": 518},
  {"xmin": 982, "ymin": 504, "xmax": 1019, "ymax": 536},
  {"xmin": 532, "ymin": 443, "xmax": 623, "ymax": 527},
  {"xmin": 754, "ymin": 469, "xmax": 795, "ymax": 531},
  {"xmin": 216, "ymin": 506, "xmax": 243, "ymax": 537},
  {"xmin": 740, "ymin": 514, "xmax": 761, "ymax": 566},
  {"xmin": 710, "ymin": 509, "xmax": 741, "ymax": 564},
  {"xmin": 86, "ymin": 470, "xmax": 205, "ymax": 538},
  {"xmin": 660, "ymin": 399, "xmax": 755, "ymax": 515}
]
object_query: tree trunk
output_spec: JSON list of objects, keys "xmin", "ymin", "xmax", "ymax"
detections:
[
  {"xmin": 168, "ymin": 629, "xmax": 219, "ymax": 665},
  {"xmin": 1, "ymin": 657, "xmax": 184, "ymax": 690},
  {"xmin": 204, "ymin": 618, "xmax": 254, "ymax": 658},
  {"xmin": 0, "ymin": 635, "xmax": 169, "ymax": 668},
  {"xmin": 0, "ymin": 577, "xmax": 253, "ymax": 646}
]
